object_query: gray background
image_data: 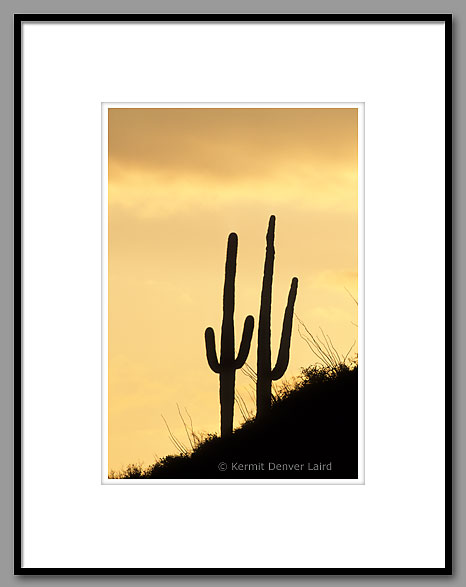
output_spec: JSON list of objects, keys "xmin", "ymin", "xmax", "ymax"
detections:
[{"xmin": 1, "ymin": 0, "xmax": 462, "ymax": 584}]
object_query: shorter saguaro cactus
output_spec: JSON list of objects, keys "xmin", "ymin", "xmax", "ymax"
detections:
[{"xmin": 205, "ymin": 233, "xmax": 254, "ymax": 437}]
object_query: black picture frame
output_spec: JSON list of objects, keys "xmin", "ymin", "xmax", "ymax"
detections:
[{"xmin": 14, "ymin": 13, "xmax": 452, "ymax": 576}]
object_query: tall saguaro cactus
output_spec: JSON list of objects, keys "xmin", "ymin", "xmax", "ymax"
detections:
[
  {"xmin": 205, "ymin": 233, "xmax": 254, "ymax": 437},
  {"xmin": 257, "ymin": 215, "xmax": 298, "ymax": 418}
]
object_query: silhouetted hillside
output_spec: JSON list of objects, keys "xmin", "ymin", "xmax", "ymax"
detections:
[{"xmin": 111, "ymin": 365, "xmax": 358, "ymax": 480}]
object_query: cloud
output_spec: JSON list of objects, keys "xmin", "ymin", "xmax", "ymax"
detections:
[
  {"xmin": 108, "ymin": 107, "xmax": 358, "ymax": 181},
  {"xmin": 108, "ymin": 163, "xmax": 357, "ymax": 220}
]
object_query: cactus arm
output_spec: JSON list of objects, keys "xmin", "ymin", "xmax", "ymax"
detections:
[
  {"xmin": 205, "ymin": 327, "xmax": 221, "ymax": 373},
  {"xmin": 234, "ymin": 315, "xmax": 255, "ymax": 368},
  {"xmin": 271, "ymin": 277, "xmax": 299, "ymax": 381}
]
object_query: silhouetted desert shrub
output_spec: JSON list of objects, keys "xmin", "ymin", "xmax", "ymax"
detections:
[{"xmin": 111, "ymin": 363, "xmax": 358, "ymax": 480}]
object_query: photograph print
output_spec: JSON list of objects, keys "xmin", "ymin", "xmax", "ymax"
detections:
[{"xmin": 105, "ymin": 105, "xmax": 361, "ymax": 481}]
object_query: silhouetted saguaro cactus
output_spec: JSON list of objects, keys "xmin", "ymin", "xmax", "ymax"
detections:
[
  {"xmin": 257, "ymin": 215, "xmax": 298, "ymax": 418},
  {"xmin": 205, "ymin": 233, "xmax": 254, "ymax": 437}
]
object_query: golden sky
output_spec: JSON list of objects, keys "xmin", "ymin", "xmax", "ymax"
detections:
[{"xmin": 108, "ymin": 107, "xmax": 358, "ymax": 474}]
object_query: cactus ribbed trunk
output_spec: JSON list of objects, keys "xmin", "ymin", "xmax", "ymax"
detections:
[
  {"xmin": 257, "ymin": 216, "xmax": 275, "ymax": 417},
  {"xmin": 219, "ymin": 234, "xmax": 236, "ymax": 435},
  {"xmin": 219, "ymin": 371, "xmax": 235, "ymax": 438},
  {"xmin": 256, "ymin": 215, "xmax": 298, "ymax": 419},
  {"xmin": 205, "ymin": 233, "xmax": 254, "ymax": 437}
]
